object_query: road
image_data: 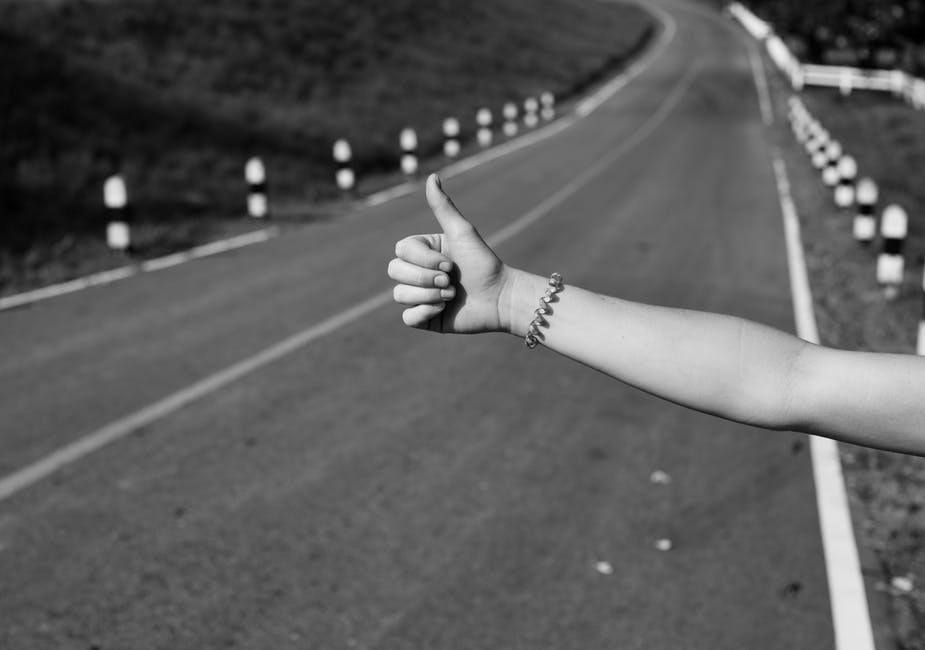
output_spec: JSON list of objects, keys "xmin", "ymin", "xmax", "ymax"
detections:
[{"xmin": 1, "ymin": 1, "xmax": 841, "ymax": 647}]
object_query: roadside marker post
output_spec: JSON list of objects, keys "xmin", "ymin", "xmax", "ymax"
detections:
[
  {"xmin": 245, "ymin": 157, "xmax": 269, "ymax": 219},
  {"xmin": 502, "ymin": 102, "xmax": 518, "ymax": 137},
  {"xmin": 104, "ymin": 174, "xmax": 131, "ymax": 253},
  {"xmin": 333, "ymin": 139, "xmax": 355, "ymax": 193},
  {"xmin": 540, "ymin": 91, "xmax": 556, "ymax": 121},
  {"xmin": 443, "ymin": 117, "xmax": 461, "ymax": 159},
  {"xmin": 918, "ymin": 267, "xmax": 925, "ymax": 355},
  {"xmin": 400, "ymin": 128, "xmax": 419, "ymax": 176},
  {"xmin": 809, "ymin": 131, "xmax": 830, "ymax": 168},
  {"xmin": 853, "ymin": 178, "xmax": 878, "ymax": 245},
  {"xmin": 476, "ymin": 108, "xmax": 493, "ymax": 147},
  {"xmin": 523, "ymin": 97, "xmax": 539, "ymax": 128},
  {"xmin": 839, "ymin": 68, "xmax": 853, "ymax": 96},
  {"xmin": 877, "ymin": 204, "xmax": 908, "ymax": 299},
  {"xmin": 822, "ymin": 141, "xmax": 842, "ymax": 187},
  {"xmin": 834, "ymin": 156, "xmax": 857, "ymax": 208}
]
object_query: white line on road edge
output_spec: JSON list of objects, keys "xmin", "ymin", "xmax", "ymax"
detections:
[
  {"xmin": 0, "ymin": 57, "xmax": 697, "ymax": 505},
  {"xmin": 771, "ymin": 154, "xmax": 875, "ymax": 650},
  {"xmin": 0, "ymin": 228, "xmax": 279, "ymax": 312},
  {"xmin": 363, "ymin": 2, "xmax": 678, "ymax": 205},
  {"xmin": 747, "ymin": 40, "xmax": 775, "ymax": 126}
]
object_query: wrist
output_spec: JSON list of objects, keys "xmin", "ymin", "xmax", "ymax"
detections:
[{"xmin": 497, "ymin": 267, "xmax": 547, "ymax": 337}]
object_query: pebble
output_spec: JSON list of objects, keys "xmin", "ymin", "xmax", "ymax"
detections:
[
  {"xmin": 892, "ymin": 575, "xmax": 914, "ymax": 593},
  {"xmin": 650, "ymin": 470, "xmax": 671, "ymax": 484},
  {"xmin": 594, "ymin": 561, "xmax": 614, "ymax": 575}
]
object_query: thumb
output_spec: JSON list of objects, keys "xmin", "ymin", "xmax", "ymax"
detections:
[{"xmin": 426, "ymin": 174, "xmax": 473, "ymax": 236}]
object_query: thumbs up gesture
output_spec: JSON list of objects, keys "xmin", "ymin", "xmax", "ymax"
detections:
[{"xmin": 388, "ymin": 174, "xmax": 513, "ymax": 333}]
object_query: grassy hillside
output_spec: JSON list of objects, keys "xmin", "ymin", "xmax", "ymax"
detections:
[{"xmin": 0, "ymin": 0, "xmax": 653, "ymax": 289}]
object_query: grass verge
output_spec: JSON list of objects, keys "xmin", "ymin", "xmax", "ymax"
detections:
[{"xmin": 775, "ymin": 84, "xmax": 925, "ymax": 648}]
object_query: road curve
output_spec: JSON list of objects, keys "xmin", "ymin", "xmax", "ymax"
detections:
[{"xmin": 0, "ymin": 1, "xmax": 838, "ymax": 647}]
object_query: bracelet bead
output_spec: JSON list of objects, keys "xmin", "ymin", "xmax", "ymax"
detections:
[{"xmin": 524, "ymin": 273, "xmax": 563, "ymax": 349}]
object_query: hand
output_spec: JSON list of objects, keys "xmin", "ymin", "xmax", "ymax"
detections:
[{"xmin": 388, "ymin": 174, "xmax": 513, "ymax": 333}]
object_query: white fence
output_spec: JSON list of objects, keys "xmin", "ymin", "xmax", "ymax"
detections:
[{"xmin": 728, "ymin": 2, "xmax": 925, "ymax": 110}]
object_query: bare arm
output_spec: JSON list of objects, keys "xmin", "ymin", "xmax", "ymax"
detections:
[
  {"xmin": 388, "ymin": 175, "xmax": 925, "ymax": 455},
  {"xmin": 501, "ymin": 269, "xmax": 925, "ymax": 454}
]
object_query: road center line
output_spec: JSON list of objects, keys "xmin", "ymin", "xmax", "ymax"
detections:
[
  {"xmin": 0, "ymin": 56, "xmax": 696, "ymax": 504},
  {"xmin": 771, "ymin": 153, "xmax": 875, "ymax": 650}
]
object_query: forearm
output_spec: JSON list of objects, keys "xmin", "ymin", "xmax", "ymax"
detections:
[{"xmin": 500, "ymin": 268, "xmax": 808, "ymax": 430}]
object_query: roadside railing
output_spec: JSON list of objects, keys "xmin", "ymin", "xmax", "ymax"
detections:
[{"xmin": 728, "ymin": 2, "xmax": 925, "ymax": 110}]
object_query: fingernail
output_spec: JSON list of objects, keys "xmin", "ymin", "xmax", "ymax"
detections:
[
  {"xmin": 440, "ymin": 288, "xmax": 454, "ymax": 299},
  {"xmin": 439, "ymin": 261, "xmax": 453, "ymax": 273},
  {"xmin": 435, "ymin": 274, "xmax": 449, "ymax": 288}
]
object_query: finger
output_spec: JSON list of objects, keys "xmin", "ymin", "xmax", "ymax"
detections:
[
  {"xmin": 393, "ymin": 284, "xmax": 455, "ymax": 306},
  {"xmin": 426, "ymin": 174, "xmax": 475, "ymax": 236},
  {"xmin": 388, "ymin": 258, "xmax": 451, "ymax": 288},
  {"xmin": 394, "ymin": 236, "xmax": 454, "ymax": 273},
  {"xmin": 402, "ymin": 303, "xmax": 446, "ymax": 328}
]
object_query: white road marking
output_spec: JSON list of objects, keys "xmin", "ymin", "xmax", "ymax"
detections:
[
  {"xmin": 0, "ymin": 266, "xmax": 140, "ymax": 312},
  {"xmin": 576, "ymin": 5, "xmax": 677, "ymax": 117},
  {"xmin": 771, "ymin": 154, "xmax": 875, "ymax": 650},
  {"xmin": 747, "ymin": 40, "xmax": 775, "ymax": 125},
  {"xmin": 0, "ymin": 48, "xmax": 694, "ymax": 504},
  {"xmin": 365, "ymin": 182, "xmax": 417, "ymax": 207},
  {"xmin": 0, "ymin": 228, "xmax": 279, "ymax": 312}
]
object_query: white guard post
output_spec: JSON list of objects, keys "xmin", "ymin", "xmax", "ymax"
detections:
[
  {"xmin": 443, "ymin": 118, "xmax": 461, "ymax": 158},
  {"xmin": 245, "ymin": 157, "xmax": 268, "ymax": 219},
  {"xmin": 104, "ymin": 174, "xmax": 131, "ymax": 251},
  {"xmin": 476, "ymin": 108, "xmax": 493, "ymax": 147},
  {"xmin": 502, "ymin": 102, "xmax": 518, "ymax": 137},
  {"xmin": 853, "ymin": 177, "xmax": 878, "ymax": 244},
  {"xmin": 918, "ymin": 266, "xmax": 925, "ymax": 356},
  {"xmin": 822, "ymin": 141, "xmax": 842, "ymax": 187},
  {"xmin": 540, "ymin": 91, "xmax": 555, "ymax": 121},
  {"xmin": 333, "ymin": 139, "xmax": 355, "ymax": 192},
  {"xmin": 809, "ymin": 130, "xmax": 830, "ymax": 168},
  {"xmin": 523, "ymin": 97, "xmax": 539, "ymax": 128},
  {"xmin": 834, "ymin": 156, "xmax": 857, "ymax": 208},
  {"xmin": 400, "ymin": 128, "xmax": 418, "ymax": 176},
  {"xmin": 877, "ymin": 204, "xmax": 907, "ymax": 299}
]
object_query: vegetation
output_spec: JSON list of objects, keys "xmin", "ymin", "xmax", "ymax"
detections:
[
  {"xmin": 747, "ymin": 0, "xmax": 925, "ymax": 70},
  {"xmin": 781, "ymin": 85, "xmax": 925, "ymax": 648},
  {"xmin": 0, "ymin": 0, "xmax": 652, "ymax": 291}
]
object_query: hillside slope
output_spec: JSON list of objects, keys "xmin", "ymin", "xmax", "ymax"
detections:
[{"xmin": 0, "ymin": 0, "xmax": 652, "ymax": 272}]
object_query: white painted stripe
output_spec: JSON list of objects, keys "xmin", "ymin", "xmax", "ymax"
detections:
[
  {"xmin": 0, "ymin": 266, "xmax": 139, "ymax": 311},
  {"xmin": 771, "ymin": 154, "xmax": 875, "ymax": 650},
  {"xmin": 489, "ymin": 64, "xmax": 698, "ymax": 244},
  {"xmin": 747, "ymin": 39, "xmax": 775, "ymax": 125},
  {"xmin": 364, "ymin": 2, "xmax": 678, "ymax": 207},
  {"xmin": 0, "ymin": 54, "xmax": 695, "ymax": 504},
  {"xmin": 365, "ymin": 182, "xmax": 417, "ymax": 207},
  {"xmin": 0, "ymin": 228, "xmax": 279, "ymax": 312}
]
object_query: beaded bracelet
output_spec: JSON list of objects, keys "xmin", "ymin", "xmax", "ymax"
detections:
[{"xmin": 525, "ymin": 272, "xmax": 563, "ymax": 349}]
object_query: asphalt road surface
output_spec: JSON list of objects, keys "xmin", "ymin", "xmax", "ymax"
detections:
[{"xmin": 1, "ymin": 1, "xmax": 842, "ymax": 648}]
